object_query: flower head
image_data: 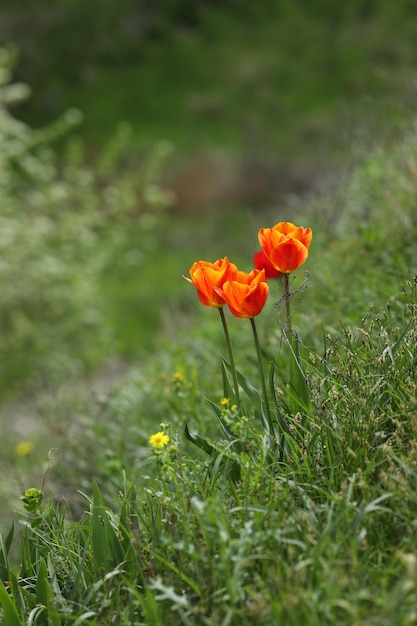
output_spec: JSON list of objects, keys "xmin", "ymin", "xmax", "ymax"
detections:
[
  {"xmin": 253, "ymin": 249, "xmax": 282, "ymax": 279},
  {"xmin": 183, "ymin": 257, "xmax": 237, "ymax": 308},
  {"xmin": 15, "ymin": 440, "xmax": 34, "ymax": 457},
  {"xmin": 258, "ymin": 221, "xmax": 312, "ymax": 274},
  {"xmin": 149, "ymin": 431, "xmax": 170, "ymax": 449},
  {"xmin": 218, "ymin": 268, "xmax": 269, "ymax": 318},
  {"xmin": 21, "ymin": 487, "xmax": 43, "ymax": 513}
]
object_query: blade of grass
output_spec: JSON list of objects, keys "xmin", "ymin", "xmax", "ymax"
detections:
[
  {"xmin": 0, "ymin": 579, "xmax": 24, "ymax": 626},
  {"xmin": 91, "ymin": 482, "xmax": 110, "ymax": 571}
]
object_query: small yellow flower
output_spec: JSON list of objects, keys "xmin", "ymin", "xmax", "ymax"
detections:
[
  {"xmin": 173, "ymin": 371, "xmax": 182, "ymax": 381},
  {"xmin": 220, "ymin": 397, "xmax": 230, "ymax": 406},
  {"xmin": 149, "ymin": 431, "xmax": 170, "ymax": 449},
  {"xmin": 15, "ymin": 441, "xmax": 34, "ymax": 456}
]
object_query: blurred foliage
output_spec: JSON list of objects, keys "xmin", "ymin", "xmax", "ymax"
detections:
[
  {"xmin": 2, "ymin": 113, "xmax": 417, "ymax": 619},
  {"xmin": 3, "ymin": 106, "xmax": 416, "ymax": 517},
  {"xmin": 0, "ymin": 0, "xmax": 239, "ymax": 85},
  {"xmin": 2, "ymin": 0, "xmax": 417, "ymax": 157},
  {"xmin": 2, "ymin": 0, "xmax": 417, "ymax": 82},
  {"xmin": 0, "ymin": 48, "xmax": 173, "ymax": 397}
]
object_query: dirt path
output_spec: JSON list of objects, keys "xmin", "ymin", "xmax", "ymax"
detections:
[{"xmin": 1, "ymin": 357, "xmax": 130, "ymax": 440}]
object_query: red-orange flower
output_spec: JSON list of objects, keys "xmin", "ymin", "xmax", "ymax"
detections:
[
  {"xmin": 218, "ymin": 269, "xmax": 269, "ymax": 318},
  {"xmin": 253, "ymin": 249, "xmax": 282, "ymax": 279},
  {"xmin": 258, "ymin": 221, "xmax": 312, "ymax": 274},
  {"xmin": 183, "ymin": 257, "xmax": 237, "ymax": 308}
]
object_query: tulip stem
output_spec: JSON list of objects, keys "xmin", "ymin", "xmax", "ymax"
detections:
[
  {"xmin": 250, "ymin": 317, "xmax": 274, "ymax": 437},
  {"xmin": 218, "ymin": 307, "xmax": 242, "ymax": 413},
  {"xmin": 283, "ymin": 273, "xmax": 292, "ymax": 339}
]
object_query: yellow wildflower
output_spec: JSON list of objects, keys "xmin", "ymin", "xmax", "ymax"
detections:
[
  {"xmin": 149, "ymin": 431, "xmax": 170, "ymax": 449},
  {"xmin": 220, "ymin": 397, "xmax": 230, "ymax": 406},
  {"xmin": 15, "ymin": 441, "xmax": 34, "ymax": 456}
]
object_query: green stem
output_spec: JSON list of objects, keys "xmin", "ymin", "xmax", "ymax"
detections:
[
  {"xmin": 283, "ymin": 273, "xmax": 292, "ymax": 339},
  {"xmin": 250, "ymin": 317, "xmax": 274, "ymax": 436},
  {"xmin": 218, "ymin": 307, "xmax": 242, "ymax": 413}
]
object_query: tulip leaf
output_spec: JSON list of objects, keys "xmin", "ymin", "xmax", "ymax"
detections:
[
  {"xmin": 184, "ymin": 424, "xmax": 241, "ymax": 483},
  {"xmin": 221, "ymin": 359, "xmax": 236, "ymax": 403},
  {"xmin": 205, "ymin": 397, "xmax": 243, "ymax": 453},
  {"xmin": 236, "ymin": 370, "xmax": 262, "ymax": 409},
  {"xmin": 184, "ymin": 424, "xmax": 216, "ymax": 456},
  {"xmin": 205, "ymin": 396, "xmax": 222, "ymax": 419},
  {"xmin": 205, "ymin": 397, "xmax": 233, "ymax": 437}
]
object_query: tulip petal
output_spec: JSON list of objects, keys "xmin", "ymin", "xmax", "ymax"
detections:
[
  {"xmin": 183, "ymin": 257, "xmax": 237, "ymax": 308},
  {"xmin": 253, "ymin": 249, "xmax": 282, "ymax": 279},
  {"xmin": 258, "ymin": 222, "xmax": 312, "ymax": 274},
  {"xmin": 269, "ymin": 238, "xmax": 308, "ymax": 274},
  {"xmin": 222, "ymin": 271, "xmax": 269, "ymax": 318}
]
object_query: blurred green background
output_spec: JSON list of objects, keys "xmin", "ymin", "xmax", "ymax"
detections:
[
  {"xmin": 6, "ymin": 0, "xmax": 417, "ymax": 173},
  {"xmin": 0, "ymin": 0, "xmax": 416, "ymax": 399}
]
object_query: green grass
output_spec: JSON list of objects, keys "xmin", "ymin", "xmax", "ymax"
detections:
[
  {"xmin": 2, "ymin": 114, "xmax": 417, "ymax": 623},
  {"xmin": 2, "ymin": 289, "xmax": 417, "ymax": 624},
  {"xmin": 2, "ymin": 4, "xmax": 417, "ymax": 622}
]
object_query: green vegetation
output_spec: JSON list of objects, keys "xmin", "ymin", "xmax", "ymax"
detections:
[
  {"xmin": 6, "ymin": 0, "xmax": 417, "ymax": 156},
  {"xmin": 1, "ymin": 2, "xmax": 417, "ymax": 623},
  {"xmin": 0, "ymin": 48, "xmax": 179, "ymax": 396},
  {"xmin": 2, "ymin": 85, "xmax": 417, "ymax": 622}
]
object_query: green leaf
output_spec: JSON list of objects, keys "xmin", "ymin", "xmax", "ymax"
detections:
[
  {"xmin": 221, "ymin": 359, "xmax": 236, "ymax": 402},
  {"xmin": 211, "ymin": 450, "xmax": 241, "ymax": 484},
  {"xmin": 118, "ymin": 501, "xmax": 132, "ymax": 552},
  {"xmin": 236, "ymin": 369, "xmax": 262, "ymax": 411},
  {"xmin": 35, "ymin": 558, "xmax": 62, "ymax": 626},
  {"xmin": 223, "ymin": 360, "xmax": 262, "ymax": 411},
  {"xmin": 206, "ymin": 397, "xmax": 233, "ymax": 437},
  {"xmin": 184, "ymin": 424, "xmax": 216, "ymax": 456},
  {"xmin": 289, "ymin": 337, "xmax": 311, "ymax": 415},
  {"xmin": 35, "ymin": 558, "xmax": 49, "ymax": 607},
  {"xmin": 205, "ymin": 397, "xmax": 241, "ymax": 449},
  {"xmin": 4, "ymin": 522, "xmax": 14, "ymax": 555},
  {"xmin": 150, "ymin": 550, "xmax": 201, "ymax": 596},
  {"xmin": 0, "ymin": 580, "xmax": 23, "ymax": 626},
  {"xmin": 91, "ymin": 482, "xmax": 110, "ymax": 571},
  {"xmin": 387, "ymin": 317, "xmax": 412, "ymax": 363},
  {"xmin": 0, "ymin": 522, "xmax": 13, "ymax": 583},
  {"xmin": 8, "ymin": 571, "xmax": 27, "ymax": 619},
  {"xmin": 205, "ymin": 396, "xmax": 222, "ymax": 419},
  {"xmin": 184, "ymin": 425, "xmax": 241, "ymax": 483}
]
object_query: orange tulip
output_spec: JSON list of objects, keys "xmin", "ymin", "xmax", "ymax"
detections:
[
  {"xmin": 183, "ymin": 257, "xmax": 237, "ymax": 308},
  {"xmin": 253, "ymin": 249, "xmax": 282, "ymax": 279},
  {"xmin": 218, "ymin": 269, "xmax": 269, "ymax": 318},
  {"xmin": 258, "ymin": 221, "xmax": 312, "ymax": 274}
]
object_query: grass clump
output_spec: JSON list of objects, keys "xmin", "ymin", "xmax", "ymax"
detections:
[{"xmin": 1, "ymin": 295, "xmax": 417, "ymax": 624}]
